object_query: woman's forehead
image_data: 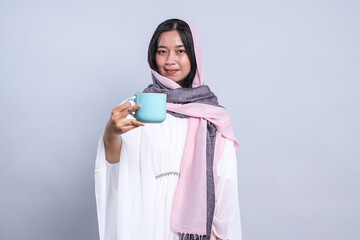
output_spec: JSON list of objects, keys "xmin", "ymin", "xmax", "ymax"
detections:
[{"xmin": 157, "ymin": 30, "xmax": 184, "ymax": 47}]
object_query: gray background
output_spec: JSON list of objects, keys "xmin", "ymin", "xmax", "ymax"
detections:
[{"xmin": 1, "ymin": 0, "xmax": 359, "ymax": 239}]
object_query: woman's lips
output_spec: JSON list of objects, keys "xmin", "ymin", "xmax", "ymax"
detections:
[{"xmin": 166, "ymin": 69, "xmax": 179, "ymax": 75}]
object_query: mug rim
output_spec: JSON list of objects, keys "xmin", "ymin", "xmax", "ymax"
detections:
[{"xmin": 136, "ymin": 93, "xmax": 166, "ymax": 95}]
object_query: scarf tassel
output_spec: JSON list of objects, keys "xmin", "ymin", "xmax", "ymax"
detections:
[{"xmin": 178, "ymin": 232, "xmax": 208, "ymax": 240}]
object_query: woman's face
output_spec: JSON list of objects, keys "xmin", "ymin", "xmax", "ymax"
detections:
[{"xmin": 155, "ymin": 30, "xmax": 191, "ymax": 84}]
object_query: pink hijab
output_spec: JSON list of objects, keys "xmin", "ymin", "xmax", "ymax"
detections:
[{"xmin": 150, "ymin": 20, "xmax": 238, "ymax": 238}]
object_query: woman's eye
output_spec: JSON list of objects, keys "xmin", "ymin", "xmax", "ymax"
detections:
[
  {"xmin": 177, "ymin": 49, "xmax": 186, "ymax": 54},
  {"xmin": 157, "ymin": 50, "xmax": 167, "ymax": 55}
]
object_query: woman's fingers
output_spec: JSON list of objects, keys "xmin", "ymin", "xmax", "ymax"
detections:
[
  {"xmin": 112, "ymin": 103, "xmax": 141, "ymax": 119},
  {"xmin": 112, "ymin": 102, "xmax": 131, "ymax": 116},
  {"xmin": 114, "ymin": 118, "xmax": 144, "ymax": 127},
  {"xmin": 110, "ymin": 102, "xmax": 144, "ymax": 134},
  {"xmin": 130, "ymin": 119, "xmax": 145, "ymax": 127},
  {"xmin": 125, "ymin": 104, "xmax": 141, "ymax": 116},
  {"xmin": 113, "ymin": 118, "xmax": 144, "ymax": 134},
  {"xmin": 120, "ymin": 124, "xmax": 142, "ymax": 133},
  {"xmin": 118, "ymin": 102, "xmax": 132, "ymax": 111}
]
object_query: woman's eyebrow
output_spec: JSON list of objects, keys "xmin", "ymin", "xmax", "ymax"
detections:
[{"xmin": 157, "ymin": 45, "xmax": 185, "ymax": 48}]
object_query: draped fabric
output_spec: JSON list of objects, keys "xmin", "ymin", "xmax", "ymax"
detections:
[
  {"xmin": 142, "ymin": 20, "xmax": 238, "ymax": 239},
  {"xmin": 94, "ymin": 115, "xmax": 242, "ymax": 240}
]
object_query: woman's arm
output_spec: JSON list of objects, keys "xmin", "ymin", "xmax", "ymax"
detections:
[
  {"xmin": 103, "ymin": 102, "xmax": 144, "ymax": 164},
  {"xmin": 103, "ymin": 125, "xmax": 123, "ymax": 164}
]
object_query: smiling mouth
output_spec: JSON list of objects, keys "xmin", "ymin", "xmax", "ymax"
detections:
[{"xmin": 166, "ymin": 69, "xmax": 179, "ymax": 75}]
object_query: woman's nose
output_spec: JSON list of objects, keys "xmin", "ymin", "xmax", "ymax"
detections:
[{"xmin": 165, "ymin": 51, "xmax": 176, "ymax": 65}]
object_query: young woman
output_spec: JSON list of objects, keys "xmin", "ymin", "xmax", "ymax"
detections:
[{"xmin": 95, "ymin": 19, "xmax": 242, "ymax": 240}]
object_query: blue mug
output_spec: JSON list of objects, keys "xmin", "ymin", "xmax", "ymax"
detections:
[{"xmin": 126, "ymin": 93, "xmax": 167, "ymax": 123}]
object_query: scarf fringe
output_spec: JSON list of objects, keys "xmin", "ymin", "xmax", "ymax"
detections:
[{"xmin": 178, "ymin": 232, "xmax": 208, "ymax": 240}]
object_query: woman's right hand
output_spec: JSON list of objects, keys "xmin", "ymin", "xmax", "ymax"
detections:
[
  {"xmin": 106, "ymin": 101, "xmax": 145, "ymax": 135},
  {"xmin": 103, "ymin": 102, "xmax": 144, "ymax": 164}
]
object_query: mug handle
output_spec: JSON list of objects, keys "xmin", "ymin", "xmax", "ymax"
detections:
[{"xmin": 124, "ymin": 96, "xmax": 136, "ymax": 118}]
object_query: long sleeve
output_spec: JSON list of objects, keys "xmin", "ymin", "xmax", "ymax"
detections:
[
  {"xmin": 94, "ymin": 136, "xmax": 121, "ymax": 240},
  {"xmin": 94, "ymin": 114, "xmax": 189, "ymax": 240},
  {"xmin": 212, "ymin": 139, "xmax": 242, "ymax": 240},
  {"xmin": 95, "ymin": 117, "xmax": 145, "ymax": 239}
]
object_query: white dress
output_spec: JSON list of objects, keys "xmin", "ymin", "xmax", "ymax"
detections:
[{"xmin": 95, "ymin": 113, "xmax": 242, "ymax": 240}]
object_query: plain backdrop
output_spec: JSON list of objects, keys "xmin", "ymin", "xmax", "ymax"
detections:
[{"xmin": 1, "ymin": 0, "xmax": 359, "ymax": 239}]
